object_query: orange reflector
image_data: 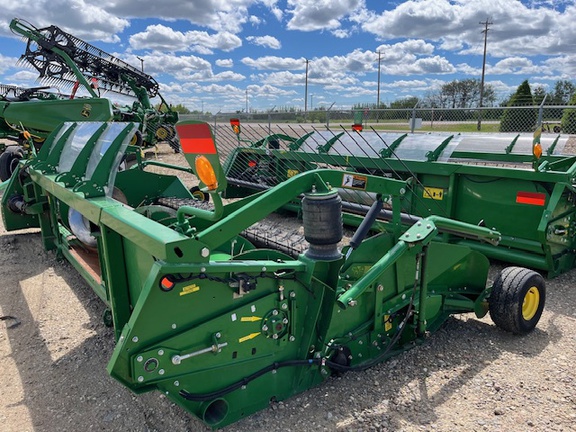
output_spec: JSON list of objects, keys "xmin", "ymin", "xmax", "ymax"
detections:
[
  {"xmin": 22, "ymin": 130, "xmax": 31, "ymax": 140},
  {"xmin": 176, "ymin": 123, "xmax": 217, "ymax": 154},
  {"xmin": 248, "ymin": 160, "xmax": 257, "ymax": 167},
  {"xmin": 533, "ymin": 143, "xmax": 543, "ymax": 159},
  {"xmin": 352, "ymin": 124, "xmax": 363, "ymax": 132},
  {"xmin": 516, "ymin": 192, "xmax": 546, "ymax": 206},
  {"xmin": 230, "ymin": 118, "xmax": 241, "ymax": 135},
  {"xmin": 195, "ymin": 155, "xmax": 218, "ymax": 190},
  {"xmin": 160, "ymin": 275, "xmax": 175, "ymax": 291}
]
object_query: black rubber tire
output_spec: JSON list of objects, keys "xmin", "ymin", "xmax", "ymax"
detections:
[
  {"xmin": 0, "ymin": 146, "xmax": 23, "ymax": 181},
  {"xmin": 130, "ymin": 130, "xmax": 144, "ymax": 147},
  {"xmin": 155, "ymin": 125, "xmax": 176, "ymax": 141},
  {"xmin": 489, "ymin": 266, "xmax": 545, "ymax": 334},
  {"xmin": 190, "ymin": 186, "xmax": 209, "ymax": 202}
]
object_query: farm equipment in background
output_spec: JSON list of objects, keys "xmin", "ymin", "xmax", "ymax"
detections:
[
  {"xmin": 222, "ymin": 120, "xmax": 576, "ymax": 277},
  {"xmin": 1, "ymin": 120, "xmax": 545, "ymax": 428},
  {"xmin": 0, "ymin": 18, "xmax": 179, "ymax": 180}
]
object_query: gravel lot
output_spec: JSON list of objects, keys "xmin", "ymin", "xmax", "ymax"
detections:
[{"xmin": 1, "ymin": 142, "xmax": 576, "ymax": 432}]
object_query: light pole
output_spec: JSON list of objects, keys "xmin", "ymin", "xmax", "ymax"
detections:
[
  {"xmin": 137, "ymin": 56, "xmax": 144, "ymax": 72},
  {"xmin": 377, "ymin": 50, "xmax": 382, "ymax": 123},
  {"xmin": 477, "ymin": 18, "xmax": 492, "ymax": 130},
  {"xmin": 304, "ymin": 58, "xmax": 309, "ymax": 117}
]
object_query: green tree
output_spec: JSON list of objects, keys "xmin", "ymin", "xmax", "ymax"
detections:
[
  {"xmin": 426, "ymin": 79, "xmax": 495, "ymax": 108},
  {"xmin": 551, "ymin": 80, "xmax": 575, "ymax": 105},
  {"xmin": 561, "ymin": 92, "xmax": 576, "ymax": 133},
  {"xmin": 499, "ymin": 80, "xmax": 537, "ymax": 132}
]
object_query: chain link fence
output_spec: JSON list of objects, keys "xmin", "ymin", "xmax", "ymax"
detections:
[{"xmin": 183, "ymin": 105, "xmax": 576, "ymax": 136}]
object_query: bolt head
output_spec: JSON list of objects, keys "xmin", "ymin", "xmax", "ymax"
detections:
[{"xmin": 201, "ymin": 248, "xmax": 210, "ymax": 257}]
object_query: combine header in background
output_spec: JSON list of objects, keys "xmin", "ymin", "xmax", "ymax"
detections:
[
  {"xmin": 0, "ymin": 18, "xmax": 179, "ymax": 178},
  {"xmin": 221, "ymin": 120, "xmax": 576, "ymax": 277},
  {"xmin": 1, "ymin": 120, "xmax": 544, "ymax": 428}
]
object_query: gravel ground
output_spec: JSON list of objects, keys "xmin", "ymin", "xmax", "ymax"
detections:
[{"xmin": 1, "ymin": 142, "xmax": 576, "ymax": 432}]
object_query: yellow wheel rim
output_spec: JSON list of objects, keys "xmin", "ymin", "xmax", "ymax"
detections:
[
  {"xmin": 522, "ymin": 286, "xmax": 540, "ymax": 320},
  {"xmin": 156, "ymin": 127, "xmax": 168, "ymax": 140}
]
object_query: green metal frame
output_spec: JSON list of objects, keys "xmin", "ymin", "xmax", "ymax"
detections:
[
  {"xmin": 1, "ymin": 121, "xmax": 532, "ymax": 428},
  {"xmin": 222, "ymin": 132, "xmax": 576, "ymax": 277}
]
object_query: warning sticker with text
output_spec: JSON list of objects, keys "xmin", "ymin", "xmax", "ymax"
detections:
[{"xmin": 342, "ymin": 174, "xmax": 367, "ymax": 190}]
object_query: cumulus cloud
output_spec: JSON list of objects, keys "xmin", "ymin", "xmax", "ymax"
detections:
[
  {"xmin": 286, "ymin": 0, "xmax": 364, "ymax": 31},
  {"xmin": 129, "ymin": 24, "xmax": 242, "ymax": 54},
  {"xmin": 216, "ymin": 59, "xmax": 234, "ymax": 68},
  {"xmin": 246, "ymin": 35, "xmax": 282, "ymax": 49},
  {"xmin": 242, "ymin": 56, "xmax": 306, "ymax": 70}
]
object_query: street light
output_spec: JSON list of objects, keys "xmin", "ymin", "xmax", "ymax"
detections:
[{"xmin": 136, "ymin": 56, "xmax": 144, "ymax": 72}]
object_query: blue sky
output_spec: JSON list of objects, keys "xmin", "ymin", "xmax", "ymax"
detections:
[{"xmin": 0, "ymin": 0, "xmax": 573, "ymax": 113}]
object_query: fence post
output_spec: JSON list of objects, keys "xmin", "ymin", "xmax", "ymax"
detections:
[{"xmin": 410, "ymin": 101, "xmax": 419, "ymax": 133}]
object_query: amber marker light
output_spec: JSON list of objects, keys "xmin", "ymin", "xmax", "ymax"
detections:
[
  {"xmin": 230, "ymin": 118, "xmax": 241, "ymax": 135},
  {"xmin": 195, "ymin": 155, "xmax": 218, "ymax": 190},
  {"xmin": 352, "ymin": 123, "xmax": 363, "ymax": 132}
]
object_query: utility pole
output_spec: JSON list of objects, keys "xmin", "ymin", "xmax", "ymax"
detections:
[
  {"xmin": 245, "ymin": 88, "xmax": 248, "ymax": 113},
  {"xmin": 477, "ymin": 18, "xmax": 492, "ymax": 130},
  {"xmin": 377, "ymin": 50, "xmax": 382, "ymax": 123},
  {"xmin": 304, "ymin": 59, "xmax": 309, "ymax": 117}
]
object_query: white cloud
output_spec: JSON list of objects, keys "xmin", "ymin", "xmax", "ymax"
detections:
[
  {"xmin": 286, "ymin": 0, "xmax": 364, "ymax": 31},
  {"xmin": 129, "ymin": 24, "xmax": 242, "ymax": 54},
  {"xmin": 216, "ymin": 59, "xmax": 234, "ymax": 68},
  {"xmin": 246, "ymin": 35, "xmax": 281, "ymax": 49},
  {"xmin": 242, "ymin": 56, "xmax": 306, "ymax": 70}
]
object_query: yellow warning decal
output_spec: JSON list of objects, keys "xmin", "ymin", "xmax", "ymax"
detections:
[
  {"xmin": 239, "ymin": 332, "xmax": 261, "ymax": 343},
  {"xmin": 423, "ymin": 187, "xmax": 444, "ymax": 200},
  {"xmin": 384, "ymin": 315, "xmax": 392, "ymax": 332},
  {"xmin": 180, "ymin": 284, "xmax": 200, "ymax": 296},
  {"xmin": 287, "ymin": 169, "xmax": 299, "ymax": 178},
  {"xmin": 240, "ymin": 316, "xmax": 262, "ymax": 322}
]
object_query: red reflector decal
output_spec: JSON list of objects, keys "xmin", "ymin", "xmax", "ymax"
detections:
[
  {"xmin": 248, "ymin": 160, "xmax": 257, "ymax": 167},
  {"xmin": 516, "ymin": 192, "xmax": 546, "ymax": 206},
  {"xmin": 176, "ymin": 123, "xmax": 217, "ymax": 154}
]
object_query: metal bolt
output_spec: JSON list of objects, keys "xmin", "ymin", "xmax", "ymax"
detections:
[
  {"xmin": 159, "ymin": 369, "xmax": 165, "ymax": 375},
  {"xmin": 426, "ymin": 224, "xmax": 431, "ymax": 229},
  {"xmin": 262, "ymin": 267, "xmax": 267, "ymax": 272},
  {"xmin": 262, "ymin": 325, "xmax": 269, "ymax": 331},
  {"xmin": 172, "ymin": 323, "xmax": 177, "ymax": 329},
  {"xmin": 416, "ymin": 233, "xmax": 421, "ymax": 238},
  {"xmin": 358, "ymin": 353, "xmax": 363, "ymax": 358},
  {"xmin": 272, "ymin": 309, "xmax": 279, "ymax": 316},
  {"xmin": 241, "ymin": 385, "xmax": 247, "ymax": 390},
  {"xmin": 348, "ymin": 300, "xmax": 357, "ymax": 307},
  {"xmin": 282, "ymin": 318, "xmax": 289, "ymax": 324},
  {"xmin": 377, "ymin": 285, "xmax": 384, "ymax": 292},
  {"xmin": 289, "ymin": 336, "xmax": 295, "ymax": 342},
  {"xmin": 290, "ymin": 291, "xmax": 296, "ymax": 298},
  {"xmin": 402, "ymin": 294, "xmax": 406, "ymax": 300},
  {"xmin": 137, "ymin": 376, "xmax": 144, "ymax": 383},
  {"xmin": 358, "ymin": 340, "xmax": 363, "ymax": 345},
  {"xmin": 201, "ymin": 248, "xmax": 210, "ymax": 257},
  {"xmin": 373, "ymin": 341, "xmax": 378, "ymax": 346},
  {"xmin": 281, "ymin": 303, "xmax": 288, "ymax": 310},
  {"xmin": 215, "ymin": 332, "xmax": 222, "ymax": 339},
  {"xmin": 137, "ymin": 356, "xmax": 143, "ymax": 362},
  {"xmin": 132, "ymin": 336, "xmax": 139, "ymax": 343},
  {"xmin": 272, "ymin": 334, "xmax": 278, "ymax": 339},
  {"xmin": 272, "ymin": 369, "xmax": 277, "ymax": 374},
  {"xmin": 200, "ymin": 267, "xmax": 206, "ymax": 272},
  {"xmin": 158, "ymin": 350, "xmax": 164, "ymax": 356},
  {"xmin": 174, "ymin": 381, "xmax": 180, "ymax": 386},
  {"xmin": 417, "ymin": 222, "xmax": 422, "ymax": 226}
]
